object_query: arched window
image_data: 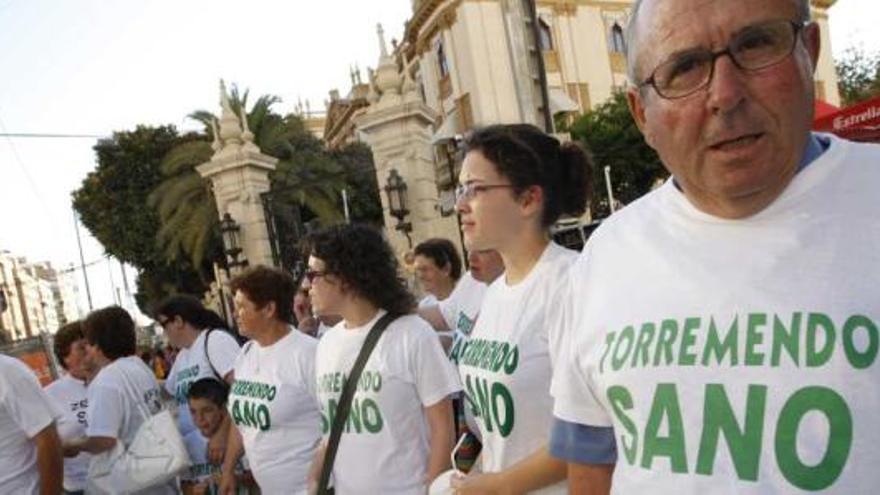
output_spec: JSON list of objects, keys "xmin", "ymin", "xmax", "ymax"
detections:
[
  {"xmin": 610, "ymin": 23, "xmax": 626, "ymax": 53},
  {"xmin": 538, "ymin": 18, "xmax": 553, "ymax": 51}
]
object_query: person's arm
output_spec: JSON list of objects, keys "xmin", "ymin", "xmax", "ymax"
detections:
[
  {"xmin": 451, "ymin": 446, "xmax": 565, "ymax": 494},
  {"xmin": 64, "ymin": 435, "xmax": 117, "ymax": 455},
  {"xmin": 180, "ymin": 480, "xmax": 198, "ymax": 495},
  {"xmin": 218, "ymin": 426, "xmax": 244, "ymax": 495},
  {"xmin": 569, "ymin": 463, "xmax": 613, "ymax": 495},
  {"xmin": 207, "ymin": 413, "xmax": 232, "ymax": 465},
  {"xmin": 33, "ymin": 423, "xmax": 63, "ymax": 495},
  {"xmin": 307, "ymin": 441, "xmax": 327, "ymax": 495},
  {"xmin": 424, "ymin": 398, "xmax": 455, "ymax": 484},
  {"xmin": 418, "ymin": 305, "xmax": 451, "ymax": 332}
]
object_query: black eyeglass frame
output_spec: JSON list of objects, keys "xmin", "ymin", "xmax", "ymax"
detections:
[{"xmin": 638, "ymin": 19, "xmax": 809, "ymax": 100}]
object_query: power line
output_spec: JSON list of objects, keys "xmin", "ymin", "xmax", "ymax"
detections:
[{"xmin": 0, "ymin": 111, "xmax": 60, "ymax": 231}]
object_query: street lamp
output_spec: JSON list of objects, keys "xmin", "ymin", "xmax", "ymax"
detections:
[
  {"xmin": 384, "ymin": 169, "xmax": 413, "ymax": 247},
  {"xmin": 219, "ymin": 213, "xmax": 248, "ymax": 270}
]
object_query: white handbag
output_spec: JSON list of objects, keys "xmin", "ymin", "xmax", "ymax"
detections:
[{"xmin": 87, "ymin": 358, "xmax": 191, "ymax": 494}]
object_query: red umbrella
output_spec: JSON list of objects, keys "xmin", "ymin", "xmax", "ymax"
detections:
[{"xmin": 813, "ymin": 96, "xmax": 880, "ymax": 143}]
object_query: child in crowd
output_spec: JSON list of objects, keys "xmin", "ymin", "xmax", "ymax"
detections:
[{"xmin": 183, "ymin": 378, "xmax": 257, "ymax": 495}]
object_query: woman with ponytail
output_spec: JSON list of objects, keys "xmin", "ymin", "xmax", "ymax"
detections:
[
  {"xmin": 451, "ymin": 124, "xmax": 592, "ymax": 494},
  {"xmin": 155, "ymin": 295, "xmax": 242, "ymax": 457}
]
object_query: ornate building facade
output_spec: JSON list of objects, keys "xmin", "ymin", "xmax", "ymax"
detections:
[{"xmin": 325, "ymin": 0, "xmax": 841, "ymax": 256}]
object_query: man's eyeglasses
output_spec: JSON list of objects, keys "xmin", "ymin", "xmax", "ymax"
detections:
[
  {"xmin": 639, "ymin": 19, "xmax": 807, "ymax": 99},
  {"xmin": 304, "ymin": 270, "xmax": 327, "ymax": 283},
  {"xmin": 454, "ymin": 182, "xmax": 514, "ymax": 203}
]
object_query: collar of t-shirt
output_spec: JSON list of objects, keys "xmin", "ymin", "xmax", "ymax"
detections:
[{"xmin": 671, "ymin": 132, "xmax": 829, "ymax": 191}]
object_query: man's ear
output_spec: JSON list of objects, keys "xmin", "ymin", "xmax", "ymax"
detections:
[
  {"xmin": 803, "ymin": 22, "xmax": 821, "ymax": 73},
  {"xmin": 627, "ymin": 87, "xmax": 651, "ymax": 142},
  {"xmin": 263, "ymin": 301, "xmax": 277, "ymax": 320}
]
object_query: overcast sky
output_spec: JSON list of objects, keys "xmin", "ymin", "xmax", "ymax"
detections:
[{"xmin": 0, "ymin": 0, "xmax": 877, "ymax": 318}]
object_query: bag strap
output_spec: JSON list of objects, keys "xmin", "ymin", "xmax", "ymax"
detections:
[
  {"xmin": 115, "ymin": 357, "xmax": 160, "ymax": 425},
  {"xmin": 317, "ymin": 312, "xmax": 398, "ymax": 495},
  {"xmin": 203, "ymin": 328, "xmax": 225, "ymax": 383}
]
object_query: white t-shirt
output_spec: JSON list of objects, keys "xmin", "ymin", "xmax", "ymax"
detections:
[
  {"xmin": 315, "ymin": 312, "xmax": 463, "ymax": 495},
  {"xmin": 166, "ymin": 329, "xmax": 241, "ymax": 436},
  {"xmin": 439, "ymin": 272, "xmax": 488, "ymax": 365},
  {"xmin": 228, "ymin": 328, "xmax": 320, "ymax": 495},
  {"xmin": 87, "ymin": 355, "xmax": 177, "ymax": 495},
  {"xmin": 182, "ymin": 429, "xmax": 249, "ymax": 493},
  {"xmin": 419, "ymin": 293, "xmax": 439, "ymax": 309},
  {"xmin": 45, "ymin": 374, "xmax": 91, "ymax": 492},
  {"xmin": 553, "ymin": 136, "xmax": 880, "ymax": 493},
  {"xmin": 0, "ymin": 355, "xmax": 61, "ymax": 495},
  {"xmin": 458, "ymin": 242, "xmax": 576, "ymax": 495}
]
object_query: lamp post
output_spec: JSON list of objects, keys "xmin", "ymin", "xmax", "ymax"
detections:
[
  {"xmin": 219, "ymin": 213, "xmax": 248, "ymax": 271},
  {"xmin": 384, "ymin": 168, "xmax": 413, "ymax": 248}
]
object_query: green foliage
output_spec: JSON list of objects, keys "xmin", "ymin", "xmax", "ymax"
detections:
[
  {"xmin": 72, "ymin": 126, "xmax": 214, "ymax": 313},
  {"xmin": 836, "ymin": 46, "xmax": 880, "ymax": 107},
  {"xmin": 75, "ymin": 84, "xmax": 386, "ymax": 311},
  {"xmin": 565, "ymin": 91, "xmax": 667, "ymax": 218},
  {"xmin": 329, "ymin": 141, "xmax": 384, "ymax": 225}
]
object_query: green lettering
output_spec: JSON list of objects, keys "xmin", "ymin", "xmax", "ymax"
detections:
[
  {"xmin": 701, "ymin": 316, "xmax": 739, "ymax": 367},
  {"xmin": 612, "ymin": 326, "xmax": 636, "ymax": 371},
  {"xmin": 842, "ymin": 315, "xmax": 879, "ymax": 369},
  {"xmin": 642, "ymin": 384, "xmax": 687, "ymax": 473},
  {"xmin": 607, "ymin": 386, "xmax": 639, "ymax": 465},
  {"xmin": 362, "ymin": 398, "xmax": 384, "ymax": 433},
  {"xmin": 504, "ymin": 346, "xmax": 519, "ymax": 375},
  {"xmin": 231, "ymin": 399, "xmax": 243, "ymax": 426},
  {"xmin": 678, "ymin": 317, "xmax": 700, "ymax": 366},
  {"xmin": 256, "ymin": 404, "xmax": 271, "ymax": 431},
  {"xmin": 599, "ymin": 332, "xmax": 616, "ymax": 374},
  {"xmin": 630, "ymin": 323, "xmax": 656, "ymax": 368},
  {"xmin": 653, "ymin": 320, "xmax": 679, "ymax": 367},
  {"xmin": 243, "ymin": 400, "xmax": 257, "ymax": 427},
  {"xmin": 696, "ymin": 384, "xmax": 766, "ymax": 481},
  {"xmin": 745, "ymin": 313, "xmax": 767, "ymax": 366},
  {"xmin": 771, "ymin": 313, "xmax": 801, "ymax": 367},
  {"xmin": 775, "ymin": 386, "xmax": 853, "ymax": 491},
  {"xmin": 806, "ymin": 313, "xmax": 835, "ymax": 367},
  {"xmin": 474, "ymin": 375, "xmax": 493, "ymax": 433},
  {"xmin": 491, "ymin": 382, "xmax": 515, "ymax": 437},
  {"xmin": 348, "ymin": 398, "xmax": 363, "ymax": 433}
]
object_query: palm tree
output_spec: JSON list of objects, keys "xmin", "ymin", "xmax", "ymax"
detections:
[{"xmin": 149, "ymin": 85, "xmax": 346, "ymax": 270}]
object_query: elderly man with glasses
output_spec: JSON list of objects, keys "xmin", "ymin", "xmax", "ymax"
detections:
[{"xmin": 550, "ymin": 0, "xmax": 880, "ymax": 493}]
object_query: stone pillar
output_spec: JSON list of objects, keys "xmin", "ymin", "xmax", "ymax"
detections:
[
  {"xmin": 196, "ymin": 81, "xmax": 279, "ymax": 269},
  {"xmin": 355, "ymin": 26, "xmax": 461, "ymax": 258}
]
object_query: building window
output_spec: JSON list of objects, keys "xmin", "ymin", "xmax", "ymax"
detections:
[
  {"xmin": 538, "ymin": 18, "xmax": 553, "ymax": 51},
  {"xmin": 610, "ymin": 23, "xmax": 626, "ymax": 53},
  {"xmin": 437, "ymin": 39, "xmax": 449, "ymax": 78}
]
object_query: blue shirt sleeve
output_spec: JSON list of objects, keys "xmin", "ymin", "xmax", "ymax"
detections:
[{"xmin": 549, "ymin": 417, "xmax": 617, "ymax": 465}]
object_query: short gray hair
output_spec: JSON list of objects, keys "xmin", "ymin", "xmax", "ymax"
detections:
[{"xmin": 625, "ymin": 0, "xmax": 812, "ymax": 83}]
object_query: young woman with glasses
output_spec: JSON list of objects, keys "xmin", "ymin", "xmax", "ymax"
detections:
[
  {"xmin": 450, "ymin": 124, "xmax": 592, "ymax": 494},
  {"xmin": 305, "ymin": 224, "xmax": 461, "ymax": 494}
]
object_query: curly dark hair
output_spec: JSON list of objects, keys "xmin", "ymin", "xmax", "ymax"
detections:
[
  {"xmin": 463, "ymin": 123, "xmax": 593, "ymax": 227},
  {"xmin": 414, "ymin": 238, "xmax": 463, "ymax": 281},
  {"xmin": 83, "ymin": 306, "xmax": 136, "ymax": 361},
  {"xmin": 229, "ymin": 265, "xmax": 296, "ymax": 323},
  {"xmin": 53, "ymin": 320, "xmax": 84, "ymax": 369},
  {"xmin": 306, "ymin": 224, "xmax": 416, "ymax": 315},
  {"xmin": 155, "ymin": 294, "xmax": 228, "ymax": 331}
]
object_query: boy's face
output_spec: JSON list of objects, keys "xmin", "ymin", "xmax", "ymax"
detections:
[{"xmin": 188, "ymin": 397, "xmax": 226, "ymax": 438}]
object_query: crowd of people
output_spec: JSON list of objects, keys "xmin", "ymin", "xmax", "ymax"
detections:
[{"xmin": 1, "ymin": 0, "xmax": 879, "ymax": 493}]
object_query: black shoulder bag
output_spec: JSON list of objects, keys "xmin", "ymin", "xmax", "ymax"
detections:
[
  {"xmin": 317, "ymin": 312, "xmax": 398, "ymax": 495},
  {"xmin": 203, "ymin": 328, "xmax": 228, "ymax": 387}
]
